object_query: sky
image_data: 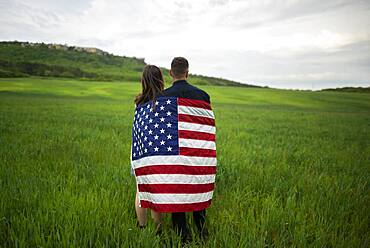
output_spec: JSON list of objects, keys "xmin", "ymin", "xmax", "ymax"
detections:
[{"xmin": 0, "ymin": 0, "xmax": 369, "ymax": 89}]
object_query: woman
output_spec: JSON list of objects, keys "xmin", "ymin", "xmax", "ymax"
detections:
[{"xmin": 132, "ymin": 65, "xmax": 164, "ymax": 231}]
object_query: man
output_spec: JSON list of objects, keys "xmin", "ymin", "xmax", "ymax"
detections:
[{"xmin": 162, "ymin": 57, "xmax": 211, "ymax": 242}]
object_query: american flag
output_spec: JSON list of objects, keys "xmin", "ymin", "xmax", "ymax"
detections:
[{"xmin": 131, "ymin": 97, "xmax": 217, "ymax": 212}]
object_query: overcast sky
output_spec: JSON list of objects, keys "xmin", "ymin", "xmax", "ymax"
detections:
[{"xmin": 0, "ymin": 0, "xmax": 369, "ymax": 89}]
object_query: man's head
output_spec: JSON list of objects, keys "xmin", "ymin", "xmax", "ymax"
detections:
[{"xmin": 170, "ymin": 57, "xmax": 189, "ymax": 80}]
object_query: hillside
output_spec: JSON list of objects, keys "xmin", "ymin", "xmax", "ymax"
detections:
[{"xmin": 0, "ymin": 41, "xmax": 260, "ymax": 87}]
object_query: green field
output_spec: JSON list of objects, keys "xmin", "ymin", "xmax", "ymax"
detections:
[{"xmin": 1, "ymin": 77, "xmax": 369, "ymax": 247}]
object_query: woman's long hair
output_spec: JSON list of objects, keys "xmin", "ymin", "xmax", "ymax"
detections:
[{"xmin": 135, "ymin": 65, "xmax": 165, "ymax": 106}]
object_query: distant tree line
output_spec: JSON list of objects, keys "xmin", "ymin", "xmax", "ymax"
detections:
[
  {"xmin": 0, "ymin": 60, "xmax": 97, "ymax": 78},
  {"xmin": 0, "ymin": 59, "xmax": 145, "ymax": 81},
  {"xmin": 321, "ymin": 87, "xmax": 370, "ymax": 93}
]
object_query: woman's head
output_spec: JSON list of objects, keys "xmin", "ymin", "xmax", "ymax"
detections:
[{"xmin": 135, "ymin": 65, "xmax": 165, "ymax": 106}]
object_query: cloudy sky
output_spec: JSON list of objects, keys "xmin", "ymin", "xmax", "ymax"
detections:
[{"xmin": 0, "ymin": 0, "xmax": 369, "ymax": 89}]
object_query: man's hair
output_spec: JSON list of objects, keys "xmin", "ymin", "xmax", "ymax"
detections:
[{"xmin": 171, "ymin": 57, "xmax": 189, "ymax": 78}]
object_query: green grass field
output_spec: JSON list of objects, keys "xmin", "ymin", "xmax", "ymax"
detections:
[{"xmin": 1, "ymin": 77, "xmax": 369, "ymax": 247}]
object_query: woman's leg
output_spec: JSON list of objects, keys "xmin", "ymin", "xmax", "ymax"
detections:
[
  {"xmin": 151, "ymin": 210, "xmax": 162, "ymax": 226},
  {"xmin": 135, "ymin": 191, "xmax": 147, "ymax": 227},
  {"xmin": 151, "ymin": 210, "xmax": 162, "ymax": 234}
]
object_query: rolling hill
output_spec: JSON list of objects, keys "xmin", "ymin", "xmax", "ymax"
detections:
[{"xmin": 0, "ymin": 41, "xmax": 261, "ymax": 88}]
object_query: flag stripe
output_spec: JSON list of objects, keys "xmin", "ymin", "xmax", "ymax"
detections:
[
  {"xmin": 132, "ymin": 155, "xmax": 217, "ymax": 168},
  {"xmin": 136, "ymin": 174, "xmax": 216, "ymax": 184},
  {"xmin": 138, "ymin": 183, "xmax": 214, "ymax": 194},
  {"xmin": 180, "ymin": 147, "xmax": 217, "ymax": 157},
  {"xmin": 178, "ymin": 130, "xmax": 216, "ymax": 141},
  {"xmin": 139, "ymin": 191, "xmax": 213, "ymax": 204},
  {"xmin": 134, "ymin": 165, "xmax": 216, "ymax": 176},
  {"xmin": 178, "ymin": 105, "xmax": 214, "ymax": 119},
  {"xmin": 178, "ymin": 114, "xmax": 215, "ymax": 126},
  {"xmin": 140, "ymin": 199, "xmax": 212, "ymax": 213},
  {"xmin": 178, "ymin": 98, "xmax": 212, "ymax": 110},
  {"xmin": 179, "ymin": 138, "xmax": 216, "ymax": 150},
  {"xmin": 178, "ymin": 122, "xmax": 216, "ymax": 134}
]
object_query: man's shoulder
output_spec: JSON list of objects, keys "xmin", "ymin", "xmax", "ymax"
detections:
[{"xmin": 163, "ymin": 81, "xmax": 210, "ymax": 103}]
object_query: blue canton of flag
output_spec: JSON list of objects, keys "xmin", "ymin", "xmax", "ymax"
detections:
[{"xmin": 132, "ymin": 97, "xmax": 179, "ymax": 161}]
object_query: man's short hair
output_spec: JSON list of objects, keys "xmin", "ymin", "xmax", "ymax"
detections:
[{"xmin": 171, "ymin": 57, "xmax": 189, "ymax": 78}]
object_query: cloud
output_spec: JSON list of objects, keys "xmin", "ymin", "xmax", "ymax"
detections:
[{"xmin": 0, "ymin": 0, "xmax": 369, "ymax": 89}]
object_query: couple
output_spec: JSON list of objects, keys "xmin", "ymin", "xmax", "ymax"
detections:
[{"xmin": 131, "ymin": 57, "xmax": 217, "ymax": 243}]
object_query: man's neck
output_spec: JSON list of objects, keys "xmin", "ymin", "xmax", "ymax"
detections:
[{"xmin": 172, "ymin": 78, "xmax": 187, "ymax": 84}]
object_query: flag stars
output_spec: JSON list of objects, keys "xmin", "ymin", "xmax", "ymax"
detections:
[{"xmin": 132, "ymin": 97, "xmax": 180, "ymax": 160}]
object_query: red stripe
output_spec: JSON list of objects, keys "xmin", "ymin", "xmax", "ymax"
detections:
[
  {"xmin": 135, "ymin": 165, "xmax": 216, "ymax": 176},
  {"xmin": 178, "ymin": 98, "xmax": 212, "ymax": 110},
  {"xmin": 138, "ymin": 183, "xmax": 214, "ymax": 194},
  {"xmin": 140, "ymin": 199, "xmax": 212, "ymax": 213},
  {"xmin": 179, "ymin": 130, "xmax": 216, "ymax": 141},
  {"xmin": 180, "ymin": 147, "xmax": 217, "ymax": 157},
  {"xmin": 178, "ymin": 114, "xmax": 215, "ymax": 126}
]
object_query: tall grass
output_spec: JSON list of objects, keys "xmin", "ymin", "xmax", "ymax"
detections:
[{"xmin": 1, "ymin": 78, "xmax": 369, "ymax": 247}]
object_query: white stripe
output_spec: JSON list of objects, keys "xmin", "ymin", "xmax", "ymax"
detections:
[
  {"xmin": 179, "ymin": 138, "xmax": 216, "ymax": 150},
  {"xmin": 132, "ymin": 155, "xmax": 217, "ymax": 169},
  {"xmin": 136, "ymin": 174, "xmax": 216, "ymax": 184},
  {"xmin": 178, "ymin": 106, "xmax": 214, "ymax": 119},
  {"xmin": 139, "ymin": 191, "xmax": 214, "ymax": 204},
  {"xmin": 178, "ymin": 122, "xmax": 216, "ymax": 134}
]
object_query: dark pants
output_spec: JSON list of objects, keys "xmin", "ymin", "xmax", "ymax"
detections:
[{"xmin": 172, "ymin": 210, "xmax": 206, "ymax": 238}]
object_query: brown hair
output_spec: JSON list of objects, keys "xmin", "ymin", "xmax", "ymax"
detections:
[
  {"xmin": 135, "ymin": 65, "xmax": 165, "ymax": 106},
  {"xmin": 171, "ymin": 57, "xmax": 189, "ymax": 78}
]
